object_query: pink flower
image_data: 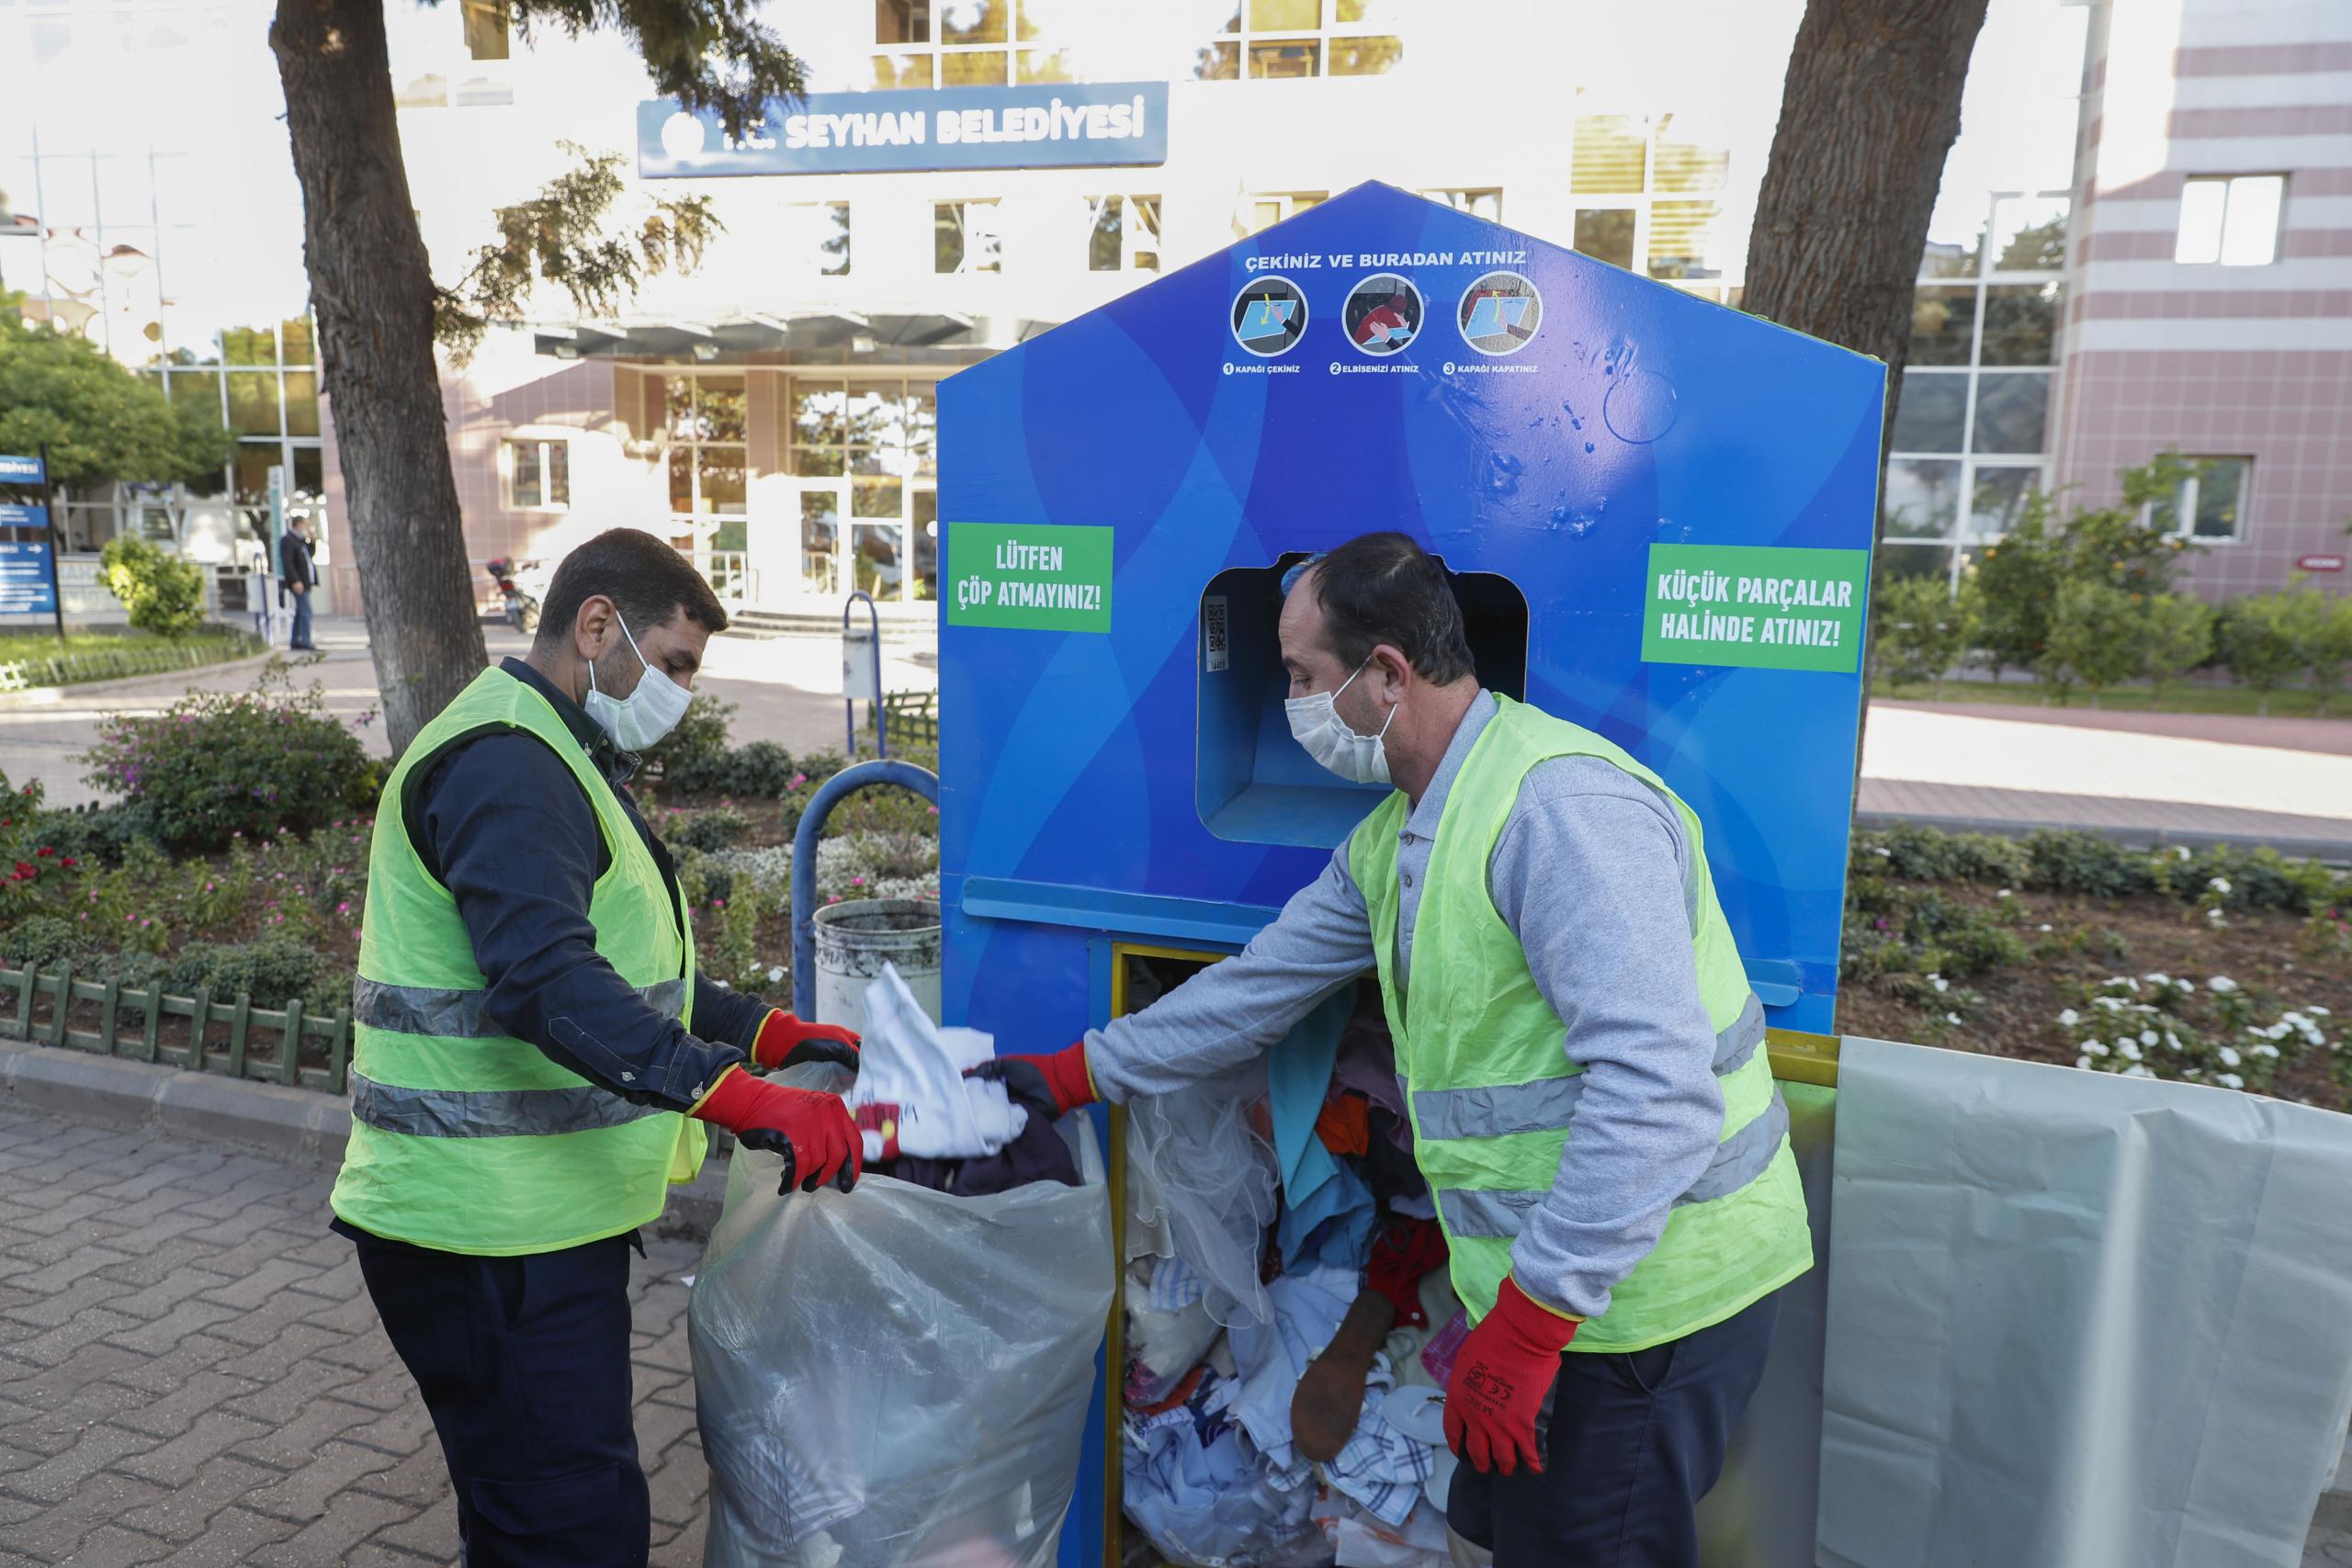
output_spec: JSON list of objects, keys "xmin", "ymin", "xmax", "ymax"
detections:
[{"xmin": 335, "ymin": 902, "xmax": 349, "ymax": 915}]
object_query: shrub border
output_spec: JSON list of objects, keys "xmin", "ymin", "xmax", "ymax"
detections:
[{"xmin": 0, "ymin": 633, "xmax": 266, "ymax": 693}]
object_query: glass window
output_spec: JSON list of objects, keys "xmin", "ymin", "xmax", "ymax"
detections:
[
  {"xmin": 1919, "ymin": 238, "xmax": 1980, "ymax": 279},
  {"xmin": 94, "ymin": 156, "xmax": 153, "ymax": 225},
  {"xmin": 801, "ymin": 491, "xmax": 841, "ymax": 596},
  {"xmin": 877, "ymin": 0, "xmax": 931, "ymax": 44},
  {"xmin": 695, "ymin": 376, "xmax": 747, "ymax": 443},
  {"xmin": 232, "ymin": 444, "xmax": 278, "ymax": 506},
  {"xmin": 222, "ymin": 326, "xmax": 276, "ymax": 367},
  {"xmin": 167, "ymin": 371, "xmax": 221, "ymax": 419},
  {"xmin": 1018, "ymin": 48, "xmax": 1075, "ymax": 83},
  {"xmin": 1088, "ymin": 195, "xmax": 1161, "ymax": 272},
  {"xmin": 940, "ymin": 49, "xmax": 1009, "ymax": 85},
  {"xmin": 1969, "ymin": 466, "xmax": 2039, "ymax": 539},
  {"xmin": 460, "ymin": 0, "xmax": 508, "ymax": 61},
  {"xmin": 1981, "ymin": 283, "xmax": 2060, "ymax": 367},
  {"xmin": 1892, "ymin": 371, "xmax": 1968, "ymax": 454},
  {"xmin": 697, "ymin": 448, "xmax": 746, "ymax": 514},
  {"xmin": 793, "ymin": 383, "xmax": 847, "ymax": 448},
  {"xmin": 1989, "ymin": 196, "xmax": 2068, "ymax": 273},
  {"xmin": 940, "ymin": 0, "xmax": 1008, "ymax": 44},
  {"xmin": 1883, "ymin": 458, "xmax": 1962, "ymax": 540},
  {"xmin": 1909, "ymin": 286, "xmax": 1977, "ymax": 367},
  {"xmin": 1250, "ymin": 39, "xmax": 1319, "ymax": 76},
  {"xmin": 1971, "ymin": 373, "xmax": 2048, "ymax": 455},
  {"xmin": 909, "ymin": 388, "xmax": 937, "ymax": 476},
  {"xmin": 934, "ymin": 200, "xmax": 1001, "ymax": 274},
  {"xmin": 1195, "ymin": 40, "xmax": 1240, "ymax": 78},
  {"xmin": 1574, "ymin": 209, "xmax": 1635, "ymax": 271},
  {"xmin": 506, "ymin": 438, "xmax": 570, "ymax": 510},
  {"xmin": 290, "ymin": 446, "xmax": 325, "ymax": 511},
  {"xmin": 283, "ymin": 372, "xmax": 320, "ymax": 438},
  {"xmin": 1250, "ymin": 0, "xmax": 1319, "ymax": 26},
  {"xmin": 1875, "ymin": 543, "xmax": 1955, "ymax": 586},
  {"xmin": 871, "ymin": 54, "xmax": 934, "ymax": 88},
  {"xmin": 912, "ymin": 490, "xmax": 938, "ymax": 601},
  {"xmin": 1646, "ymin": 200, "xmax": 1721, "ymax": 280},
  {"xmin": 280, "ymin": 316, "xmax": 315, "ymax": 367},
  {"xmin": 2177, "ymin": 175, "xmax": 2284, "ymax": 266},
  {"xmin": 225, "ymin": 372, "xmax": 281, "ymax": 437},
  {"xmin": 1573, "ymin": 116, "xmax": 1646, "ymax": 196},
  {"xmin": 852, "ymin": 476, "xmax": 903, "ymax": 518},
  {"xmin": 1651, "ymin": 118, "xmax": 1728, "ymax": 194},
  {"xmin": 1328, "ymin": 36, "xmax": 1402, "ymax": 74},
  {"xmin": 786, "ymin": 202, "xmax": 852, "ymax": 277},
  {"xmin": 2154, "ymin": 457, "xmax": 2252, "ymax": 541}
]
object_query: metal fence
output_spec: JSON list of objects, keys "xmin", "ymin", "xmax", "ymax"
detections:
[
  {"xmin": 1, "ymin": 964, "xmax": 349, "ymax": 1095},
  {"xmin": 882, "ymin": 689, "xmax": 938, "ymax": 747}
]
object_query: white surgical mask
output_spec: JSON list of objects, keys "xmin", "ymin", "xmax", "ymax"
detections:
[
  {"xmin": 582, "ymin": 617, "xmax": 691, "ymax": 751},
  {"xmin": 1285, "ymin": 659, "xmax": 1395, "ymax": 785}
]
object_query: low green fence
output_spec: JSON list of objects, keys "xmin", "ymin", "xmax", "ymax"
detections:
[
  {"xmin": 882, "ymin": 689, "xmax": 938, "ymax": 747},
  {"xmin": 0, "ymin": 633, "xmax": 265, "ymax": 693},
  {"xmin": 0, "ymin": 964, "xmax": 348, "ymax": 1095}
]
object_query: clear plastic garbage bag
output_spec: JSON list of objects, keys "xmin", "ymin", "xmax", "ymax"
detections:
[
  {"xmin": 1125, "ymin": 1060, "xmax": 1282, "ymax": 1329},
  {"xmin": 691, "ymin": 1064, "xmax": 1114, "ymax": 1568}
]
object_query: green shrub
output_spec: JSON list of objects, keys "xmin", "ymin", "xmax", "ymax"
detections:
[
  {"xmin": 2284, "ymin": 583, "xmax": 2352, "ymax": 715},
  {"xmin": 0, "ymin": 914, "xmax": 94, "ymax": 968},
  {"xmin": 2140, "ymin": 593, "xmax": 2215, "ymax": 704},
  {"xmin": 2021, "ymin": 829, "xmax": 2159, "ymax": 898},
  {"xmin": 673, "ymin": 739, "xmax": 797, "ymax": 798},
  {"xmin": 2217, "ymin": 592, "xmax": 2308, "ymax": 714},
  {"xmin": 670, "ymin": 807, "xmax": 750, "ymax": 852},
  {"xmin": 28, "ymin": 802, "xmax": 164, "ymax": 868},
  {"xmin": 1853, "ymin": 823, "xmax": 2029, "ymax": 886},
  {"xmin": 79, "ymin": 661, "xmax": 380, "ymax": 852},
  {"xmin": 165, "ymin": 937, "xmax": 347, "ymax": 1013},
  {"xmin": 2041, "ymin": 580, "xmax": 2143, "ymax": 707},
  {"xmin": 1872, "ymin": 576, "xmax": 1982, "ymax": 695},
  {"xmin": 97, "ymin": 536, "xmax": 208, "ymax": 639}
]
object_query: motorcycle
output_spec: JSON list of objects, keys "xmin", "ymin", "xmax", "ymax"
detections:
[{"xmin": 485, "ymin": 557, "xmax": 548, "ymax": 632}]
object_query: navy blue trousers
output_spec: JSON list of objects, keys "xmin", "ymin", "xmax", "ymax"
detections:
[
  {"xmin": 339, "ymin": 1221, "xmax": 650, "ymax": 1568},
  {"xmin": 288, "ymin": 589, "xmax": 314, "ymax": 649},
  {"xmin": 1447, "ymin": 1291, "xmax": 1781, "ymax": 1567}
]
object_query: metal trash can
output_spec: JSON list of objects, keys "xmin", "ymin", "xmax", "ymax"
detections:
[{"xmin": 809, "ymin": 897, "xmax": 942, "ymax": 1033}]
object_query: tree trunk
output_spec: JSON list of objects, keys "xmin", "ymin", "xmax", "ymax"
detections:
[
  {"xmin": 1742, "ymin": 0, "xmax": 1993, "ymax": 806},
  {"xmin": 271, "ymin": 0, "xmax": 486, "ymax": 754}
]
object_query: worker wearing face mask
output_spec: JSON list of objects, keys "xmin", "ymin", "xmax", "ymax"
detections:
[
  {"xmin": 975, "ymin": 532, "xmax": 1811, "ymax": 1568},
  {"xmin": 330, "ymin": 527, "xmax": 860, "ymax": 1568}
]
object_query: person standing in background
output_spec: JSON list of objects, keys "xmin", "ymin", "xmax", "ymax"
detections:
[{"xmin": 278, "ymin": 512, "xmax": 320, "ymax": 650}]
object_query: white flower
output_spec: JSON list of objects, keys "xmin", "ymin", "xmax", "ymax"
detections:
[
  {"xmin": 2093, "ymin": 996, "xmax": 2128, "ymax": 1013},
  {"xmin": 2218, "ymin": 1073, "xmax": 2245, "ymax": 1089},
  {"xmin": 2253, "ymin": 1043, "xmax": 2280, "ymax": 1060},
  {"xmin": 2206, "ymin": 908, "xmax": 2227, "ymax": 923},
  {"xmin": 2164, "ymin": 1032, "xmax": 2184, "ymax": 1052},
  {"xmin": 2308, "ymin": 1006, "xmax": 2331, "ymax": 1017},
  {"xmin": 2179, "ymin": 980, "xmax": 2197, "ymax": 993},
  {"xmin": 2057, "ymin": 1009, "xmax": 2080, "ymax": 1027},
  {"xmin": 2219, "ymin": 1045, "xmax": 2242, "ymax": 1068},
  {"xmin": 1998, "ymin": 889, "xmax": 2013, "ymax": 899},
  {"xmin": 2266, "ymin": 1022, "xmax": 2292, "ymax": 1042},
  {"xmin": 2084, "ymin": 1041, "xmax": 2109, "ymax": 1057},
  {"xmin": 2176, "ymin": 846, "xmax": 2193, "ymax": 861},
  {"xmin": 1929, "ymin": 975, "xmax": 1950, "ymax": 994},
  {"xmin": 713, "ymin": 978, "xmax": 732, "ymax": 989},
  {"xmin": 2208, "ymin": 876, "xmax": 2232, "ymax": 895},
  {"xmin": 2143, "ymin": 973, "xmax": 2171, "ymax": 987},
  {"xmin": 1946, "ymin": 1011, "xmax": 1962, "ymax": 1025},
  {"xmin": 2139, "ymin": 1030, "xmax": 2158, "ymax": 1046},
  {"xmin": 1870, "ymin": 846, "xmax": 1892, "ymax": 859},
  {"xmin": 2038, "ymin": 923, "xmax": 2052, "ymax": 932},
  {"xmin": 2210, "ymin": 976, "xmax": 2238, "ymax": 994},
  {"xmin": 2120, "ymin": 1041, "xmax": 2143, "ymax": 1062},
  {"xmin": 2124, "ymin": 1065, "xmax": 2154, "ymax": 1078},
  {"xmin": 2133, "ymin": 1005, "xmax": 2158, "ymax": 1015},
  {"xmin": 2075, "ymin": 1055, "xmax": 2093, "ymax": 1070},
  {"xmin": 766, "ymin": 965, "xmax": 785, "ymax": 984}
]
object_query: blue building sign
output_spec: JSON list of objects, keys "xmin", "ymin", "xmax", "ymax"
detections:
[
  {"xmin": 0, "ymin": 539, "xmax": 57, "ymax": 615},
  {"xmin": 638, "ymin": 82, "xmax": 1169, "ymax": 178},
  {"xmin": 0, "ymin": 454, "xmax": 45, "ymax": 485}
]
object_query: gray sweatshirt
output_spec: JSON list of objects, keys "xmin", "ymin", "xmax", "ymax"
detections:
[{"xmin": 1086, "ymin": 692, "xmax": 1726, "ymax": 1321}]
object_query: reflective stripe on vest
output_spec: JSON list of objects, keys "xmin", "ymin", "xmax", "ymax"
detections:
[
  {"xmin": 353, "ymin": 976, "xmax": 687, "ymax": 1040},
  {"xmin": 1435, "ymin": 1086, "xmax": 1792, "ymax": 1239},
  {"xmin": 350, "ymin": 1076, "xmax": 671, "ymax": 1138},
  {"xmin": 1409, "ymin": 993, "xmax": 1766, "ymax": 1141}
]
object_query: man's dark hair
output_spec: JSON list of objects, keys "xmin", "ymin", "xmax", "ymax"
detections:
[
  {"xmin": 533, "ymin": 527, "xmax": 729, "ymax": 649},
  {"xmin": 1303, "ymin": 532, "xmax": 1476, "ymax": 684}
]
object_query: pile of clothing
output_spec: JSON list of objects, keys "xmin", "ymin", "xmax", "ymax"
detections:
[{"xmin": 1120, "ymin": 980, "xmax": 1469, "ymax": 1568}]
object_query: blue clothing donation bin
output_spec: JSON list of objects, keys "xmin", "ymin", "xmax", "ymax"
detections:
[{"xmin": 934, "ymin": 183, "xmax": 1883, "ymax": 1568}]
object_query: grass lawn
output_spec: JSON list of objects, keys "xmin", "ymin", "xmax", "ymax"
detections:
[
  {"xmin": 1873, "ymin": 676, "xmax": 2348, "ymax": 718},
  {"xmin": 0, "ymin": 626, "xmax": 260, "ymax": 683}
]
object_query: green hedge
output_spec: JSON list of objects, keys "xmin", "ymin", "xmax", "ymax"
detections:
[{"xmin": 0, "ymin": 631, "xmax": 264, "ymax": 692}]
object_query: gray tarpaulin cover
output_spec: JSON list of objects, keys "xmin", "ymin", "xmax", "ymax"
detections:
[{"xmin": 1818, "ymin": 1036, "xmax": 2352, "ymax": 1568}]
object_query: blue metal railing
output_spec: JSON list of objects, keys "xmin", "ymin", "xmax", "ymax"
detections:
[{"xmin": 789, "ymin": 759, "xmax": 942, "ymax": 1008}]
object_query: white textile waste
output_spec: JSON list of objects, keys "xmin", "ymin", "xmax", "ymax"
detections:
[
  {"xmin": 847, "ymin": 964, "xmax": 1026, "ymax": 1162},
  {"xmin": 690, "ymin": 1061, "xmax": 1114, "ymax": 1568}
]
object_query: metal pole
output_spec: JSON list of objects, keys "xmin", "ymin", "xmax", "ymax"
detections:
[
  {"xmin": 790, "ymin": 759, "xmax": 939, "ymax": 1010},
  {"xmin": 38, "ymin": 442, "xmax": 63, "ymax": 642},
  {"xmin": 842, "ymin": 589, "xmax": 884, "ymax": 757}
]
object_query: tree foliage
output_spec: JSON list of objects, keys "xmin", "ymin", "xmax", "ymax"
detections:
[
  {"xmin": 0, "ymin": 303, "xmax": 233, "ymax": 490},
  {"xmin": 98, "ymin": 536, "xmax": 209, "ymax": 638},
  {"xmin": 1872, "ymin": 574, "xmax": 1981, "ymax": 696},
  {"xmin": 2041, "ymin": 580, "xmax": 2142, "ymax": 707},
  {"xmin": 2140, "ymin": 592, "xmax": 2215, "ymax": 705},
  {"xmin": 2216, "ymin": 592, "xmax": 2309, "ymax": 715},
  {"xmin": 435, "ymin": 145, "xmax": 726, "ymax": 361}
]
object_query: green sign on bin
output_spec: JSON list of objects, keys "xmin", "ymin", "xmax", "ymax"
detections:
[
  {"xmin": 946, "ymin": 522, "xmax": 1114, "ymax": 633},
  {"xmin": 1641, "ymin": 543, "xmax": 1870, "ymax": 674}
]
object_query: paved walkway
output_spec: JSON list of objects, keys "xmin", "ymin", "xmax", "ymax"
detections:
[
  {"xmin": 0, "ymin": 1102, "xmax": 709, "ymax": 1567},
  {"xmin": 0, "ymin": 615, "xmax": 937, "ymax": 812}
]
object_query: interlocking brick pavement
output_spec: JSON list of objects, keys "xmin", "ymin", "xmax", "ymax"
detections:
[{"xmin": 0, "ymin": 1102, "xmax": 711, "ymax": 1566}]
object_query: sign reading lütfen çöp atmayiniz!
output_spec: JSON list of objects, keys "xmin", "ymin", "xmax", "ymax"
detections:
[
  {"xmin": 638, "ymin": 83, "xmax": 1169, "ymax": 178},
  {"xmin": 945, "ymin": 523, "xmax": 1114, "ymax": 634},
  {"xmin": 1642, "ymin": 544, "xmax": 1871, "ymax": 673}
]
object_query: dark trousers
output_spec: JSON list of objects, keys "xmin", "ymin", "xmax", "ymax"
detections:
[
  {"xmin": 288, "ymin": 588, "xmax": 314, "ymax": 649},
  {"xmin": 340, "ymin": 1222, "xmax": 650, "ymax": 1568},
  {"xmin": 1448, "ymin": 1291, "xmax": 1781, "ymax": 1568}
]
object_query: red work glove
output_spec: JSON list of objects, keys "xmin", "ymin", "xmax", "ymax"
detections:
[
  {"xmin": 1444, "ymin": 1276, "xmax": 1582, "ymax": 1476},
  {"xmin": 963, "ymin": 1042, "xmax": 1096, "ymax": 1122},
  {"xmin": 751, "ymin": 1009, "xmax": 861, "ymax": 1073},
  {"xmin": 691, "ymin": 1066, "xmax": 861, "ymax": 1194}
]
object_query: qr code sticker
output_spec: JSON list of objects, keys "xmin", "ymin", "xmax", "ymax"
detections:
[{"xmin": 1204, "ymin": 596, "xmax": 1229, "ymax": 671}]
